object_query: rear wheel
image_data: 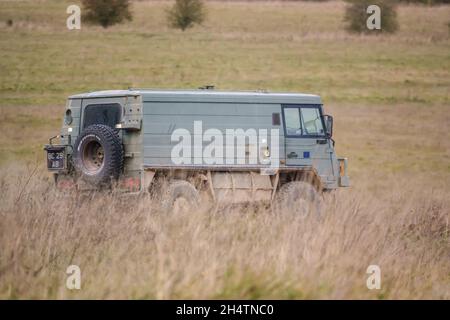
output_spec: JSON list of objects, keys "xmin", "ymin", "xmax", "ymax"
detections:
[
  {"xmin": 161, "ymin": 180, "xmax": 200, "ymax": 214},
  {"xmin": 273, "ymin": 181, "xmax": 321, "ymax": 217}
]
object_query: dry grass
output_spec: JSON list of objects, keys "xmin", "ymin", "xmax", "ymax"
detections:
[
  {"xmin": 1, "ymin": 102, "xmax": 448, "ymax": 299},
  {"xmin": 0, "ymin": 165, "xmax": 448, "ymax": 299}
]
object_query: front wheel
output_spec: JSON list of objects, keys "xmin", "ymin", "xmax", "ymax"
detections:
[{"xmin": 273, "ymin": 181, "xmax": 321, "ymax": 218}]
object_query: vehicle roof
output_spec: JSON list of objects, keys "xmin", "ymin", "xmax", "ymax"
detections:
[{"xmin": 69, "ymin": 89, "xmax": 322, "ymax": 104}]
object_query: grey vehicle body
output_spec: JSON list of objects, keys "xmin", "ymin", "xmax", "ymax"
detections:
[{"xmin": 44, "ymin": 88, "xmax": 349, "ymax": 207}]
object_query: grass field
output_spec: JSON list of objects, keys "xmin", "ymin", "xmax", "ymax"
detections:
[{"xmin": 0, "ymin": 0, "xmax": 449, "ymax": 299}]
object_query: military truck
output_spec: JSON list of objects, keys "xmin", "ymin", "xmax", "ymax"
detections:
[{"xmin": 44, "ymin": 88, "xmax": 349, "ymax": 214}]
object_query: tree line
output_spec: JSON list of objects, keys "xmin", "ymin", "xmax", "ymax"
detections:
[{"xmin": 81, "ymin": 0, "xmax": 449, "ymax": 34}]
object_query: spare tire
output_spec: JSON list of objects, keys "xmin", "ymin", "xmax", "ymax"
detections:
[{"xmin": 73, "ymin": 124, "xmax": 123, "ymax": 186}]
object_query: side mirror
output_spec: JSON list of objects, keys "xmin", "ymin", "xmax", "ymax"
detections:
[{"xmin": 324, "ymin": 115, "xmax": 333, "ymax": 138}]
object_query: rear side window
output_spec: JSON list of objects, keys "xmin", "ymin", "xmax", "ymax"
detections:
[
  {"xmin": 83, "ymin": 104, "xmax": 122, "ymax": 129},
  {"xmin": 272, "ymin": 113, "xmax": 281, "ymax": 126}
]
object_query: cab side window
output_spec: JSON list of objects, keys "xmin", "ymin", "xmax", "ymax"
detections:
[
  {"xmin": 283, "ymin": 105, "xmax": 325, "ymax": 137},
  {"xmin": 284, "ymin": 107, "xmax": 302, "ymax": 136}
]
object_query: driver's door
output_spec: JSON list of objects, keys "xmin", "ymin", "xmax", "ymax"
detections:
[{"xmin": 282, "ymin": 105, "xmax": 332, "ymax": 176}]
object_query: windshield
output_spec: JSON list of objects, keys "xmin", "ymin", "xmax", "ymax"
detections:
[{"xmin": 283, "ymin": 106, "xmax": 325, "ymax": 137}]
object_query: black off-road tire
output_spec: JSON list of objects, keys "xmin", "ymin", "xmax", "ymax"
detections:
[
  {"xmin": 273, "ymin": 181, "xmax": 321, "ymax": 218},
  {"xmin": 73, "ymin": 124, "xmax": 124, "ymax": 186},
  {"xmin": 161, "ymin": 180, "xmax": 200, "ymax": 214}
]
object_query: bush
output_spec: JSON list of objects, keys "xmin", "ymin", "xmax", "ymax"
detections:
[
  {"xmin": 81, "ymin": 0, "xmax": 132, "ymax": 28},
  {"xmin": 167, "ymin": 0, "xmax": 206, "ymax": 31},
  {"xmin": 344, "ymin": 0, "xmax": 399, "ymax": 34}
]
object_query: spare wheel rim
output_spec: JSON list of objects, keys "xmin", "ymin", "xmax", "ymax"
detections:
[{"xmin": 82, "ymin": 140, "xmax": 105, "ymax": 174}]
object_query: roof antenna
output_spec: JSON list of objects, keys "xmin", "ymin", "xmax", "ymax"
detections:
[{"xmin": 198, "ymin": 85, "xmax": 215, "ymax": 90}]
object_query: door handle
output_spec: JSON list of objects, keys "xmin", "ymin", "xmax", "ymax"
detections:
[
  {"xmin": 287, "ymin": 152, "xmax": 298, "ymax": 158},
  {"xmin": 316, "ymin": 139, "xmax": 327, "ymax": 144}
]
